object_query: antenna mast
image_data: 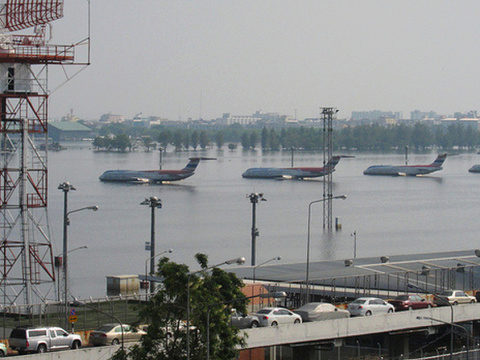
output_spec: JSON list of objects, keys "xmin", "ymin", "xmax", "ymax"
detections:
[{"xmin": 0, "ymin": 0, "xmax": 90, "ymax": 307}]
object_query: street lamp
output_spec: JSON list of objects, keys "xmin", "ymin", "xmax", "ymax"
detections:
[
  {"xmin": 247, "ymin": 193, "xmax": 266, "ymax": 266},
  {"xmin": 68, "ymin": 245, "xmax": 88, "ymax": 254},
  {"xmin": 253, "ymin": 256, "xmax": 281, "ymax": 283},
  {"xmin": 408, "ymin": 283, "xmax": 454, "ymax": 360},
  {"xmin": 416, "ymin": 316, "xmax": 470, "ymax": 359},
  {"xmin": 58, "ymin": 181, "xmax": 98, "ymax": 330},
  {"xmin": 140, "ymin": 196, "xmax": 162, "ymax": 294},
  {"xmin": 305, "ymin": 195, "xmax": 346, "ymax": 303},
  {"xmin": 186, "ymin": 256, "xmax": 246, "ymax": 360},
  {"xmin": 144, "ymin": 249, "xmax": 173, "ymax": 299}
]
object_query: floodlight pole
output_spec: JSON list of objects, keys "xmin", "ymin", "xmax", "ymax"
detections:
[{"xmin": 247, "ymin": 193, "xmax": 266, "ymax": 266}]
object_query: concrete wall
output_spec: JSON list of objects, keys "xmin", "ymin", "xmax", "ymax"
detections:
[{"xmin": 13, "ymin": 346, "xmax": 119, "ymax": 360}]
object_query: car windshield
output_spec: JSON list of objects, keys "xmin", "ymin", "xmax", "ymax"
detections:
[
  {"xmin": 352, "ymin": 299, "xmax": 366, "ymax": 304},
  {"xmin": 394, "ymin": 295, "xmax": 409, "ymax": 300},
  {"xmin": 439, "ymin": 291, "xmax": 453, "ymax": 296},
  {"xmin": 256, "ymin": 309, "xmax": 272, "ymax": 314},
  {"xmin": 96, "ymin": 325, "xmax": 116, "ymax": 332}
]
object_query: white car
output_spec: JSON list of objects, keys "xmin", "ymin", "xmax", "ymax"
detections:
[
  {"xmin": 254, "ymin": 307, "xmax": 302, "ymax": 327},
  {"xmin": 434, "ymin": 290, "xmax": 477, "ymax": 306},
  {"xmin": 347, "ymin": 297, "xmax": 395, "ymax": 316}
]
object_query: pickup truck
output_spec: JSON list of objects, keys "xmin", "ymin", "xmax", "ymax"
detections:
[{"xmin": 9, "ymin": 326, "xmax": 82, "ymax": 354}]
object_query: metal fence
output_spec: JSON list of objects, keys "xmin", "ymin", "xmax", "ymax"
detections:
[{"xmin": 0, "ymin": 293, "xmax": 148, "ymax": 339}]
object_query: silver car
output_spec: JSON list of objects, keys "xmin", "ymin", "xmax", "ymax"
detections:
[
  {"xmin": 254, "ymin": 307, "xmax": 302, "ymax": 327},
  {"xmin": 230, "ymin": 309, "xmax": 260, "ymax": 329},
  {"xmin": 294, "ymin": 302, "xmax": 350, "ymax": 322},
  {"xmin": 347, "ymin": 297, "xmax": 395, "ymax": 316},
  {"xmin": 9, "ymin": 326, "xmax": 82, "ymax": 354}
]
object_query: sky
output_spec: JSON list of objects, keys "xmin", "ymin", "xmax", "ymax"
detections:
[{"xmin": 45, "ymin": 1, "xmax": 480, "ymax": 121}]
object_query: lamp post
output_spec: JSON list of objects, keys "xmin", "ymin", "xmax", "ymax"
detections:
[
  {"xmin": 417, "ymin": 316, "xmax": 470, "ymax": 359},
  {"xmin": 140, "ymin": 196, "xmax": 162, "ymax": 294},
  {"xmin": 247, "ymin": 193, "xmax": 266, "ymax": 266},
  {"xmin": 305, "ymin": 195, "xmax": 346, "ymax": 303},
  {"xmin": 408, "ymin": 283, "xmax": 454, "ymax": 360},
  {"xmin": 186, "ymin": 256, "xmax": 246, "ymax": 360},
  {"xmin": 58, "ymin": 181, "xmax": 98, "ymax": 330},
  {"xmin": 144, "ymin": 249, "xmax": 173, "ymax": 299}
]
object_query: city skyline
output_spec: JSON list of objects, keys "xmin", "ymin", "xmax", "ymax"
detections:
[{"xmin": 48, "ymin": 1, "xmax": 480, "ymax": 122}]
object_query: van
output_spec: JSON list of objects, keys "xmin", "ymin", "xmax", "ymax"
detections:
[{"xmin": 9, "ymin": 326, "xmax": 82, "ymax": 354}]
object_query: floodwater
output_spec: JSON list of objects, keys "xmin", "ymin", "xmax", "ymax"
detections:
[{"xmin": 46, "ymin": 145, "xmax": 480, "ymax": 298}]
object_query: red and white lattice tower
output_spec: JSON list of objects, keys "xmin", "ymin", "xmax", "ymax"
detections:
[{"xmin": 0, "ymin": 0, "xmax": 86, "ymax": 306}]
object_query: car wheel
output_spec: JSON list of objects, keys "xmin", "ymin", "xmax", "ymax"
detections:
[
  {"xmin": 365, "ymin": 310, "xmax": 372, "ymax": 316},
  {"xmin": 471, "ymin": 300, "xmax": 476, "ymax": 304},
  {"xmin": 427, "ymin": 304, "xmax": 432, "ymax": 308},
  {"xmin": 72, "ymin": 340, "xmax": 81, "ymax": 349},
  {"xmin": 271, "ymin": 321, "xmax": 278, "ymax": 327},
  {"xmin": 250, "ymin": 320, "xmax": 259, "ymax": 328},
  {"xmin": 0, "ymin": 349, "xmax": 5, "ymax": 357},
  {"xmin": 294, "ymin": 319, "xmax": 301, "ymax": 324},
  {"xmin": 408, "ymin": 306, "xmax": 412, "ymax": 310},
  {"xmin": 388, "ymin": 308, "xmax": 394, "ymax": 313},
  {"xmin": 112, "ymin": 338, "xmax": 120, "ymax": 345},
  {"xmin": 37, "ymin": 344, "xmax": 47, "ymax": 353},
  {"xmin": 453, "ymin": 301, "xmax": 458, "ymax": 306}
]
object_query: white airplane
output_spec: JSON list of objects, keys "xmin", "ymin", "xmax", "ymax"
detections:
[
  {"xmin": 242, "ymin": 156, "xmax": 341, "ymax": 180},
  {"xmin": 363, "ymin": 154, "xmax": 447, "ymax": 176},
  {"xmin": 99, "ymin": 157, "xmax": 215, "ymax": 183}
]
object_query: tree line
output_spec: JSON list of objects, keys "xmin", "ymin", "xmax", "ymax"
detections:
[{"xmin": 92, "ymin": 122, "xmax": 480, "ymax": 152}]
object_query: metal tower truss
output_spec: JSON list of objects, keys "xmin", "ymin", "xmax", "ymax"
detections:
[
  {"xmin": 0, "ymin": 89, "xmax": 54, "ymax": 306},
  {"xmin": 322, "ymin": 107, "xmax": 336, "ymax": 230}
]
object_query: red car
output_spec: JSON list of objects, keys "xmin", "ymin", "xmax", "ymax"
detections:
[{"xmin": 388, "ymin": 294, "xmax": 433, "ymax": 311}]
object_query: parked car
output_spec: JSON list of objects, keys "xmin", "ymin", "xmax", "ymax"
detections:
[
  {"xmin": 434, "ymin": 290, "xmax": 476, "ymax": 306},
  {"xmin": 294, "ymin": 302, "xmax": 350, "ymax": 322},
  {"xmin": 388, "ymin": 294, "xmax": 434, "ymax": 311},
  {"xmin": 231, "ymin": 309, "xmax": 261, "ymax": 328},
  {"xmin": 89, "ymin": 323, "xmax": 146, "ymax": 346},
  {"xmin": 253, "ymin": 307, "xmax": 302, "ymax": 327},
  {"xmin": 0, "ymin": 342, "xmax": 6, "ymax": 357},
  {"xmin": 347, "ymin": 297, "xmax": 395, "ymax": 316},
  {"xmin": 9, "ymin": 326, "xmax": 81, "ymax": 354}
]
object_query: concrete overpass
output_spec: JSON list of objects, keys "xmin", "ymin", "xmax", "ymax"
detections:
[{"xmin": 242, "ymin": 303, "xmax": 480, "ymax": 349}]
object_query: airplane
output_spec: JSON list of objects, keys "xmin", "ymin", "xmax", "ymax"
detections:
[
  {"xmin": 99, "ymin": 157, "xmax": 215, "ymax": 183},
  {"xmin": 242, "ymin": 156, "xmax": 342, "ymax": 180},
  {"xmin": 363, "ymin": 153, "xmax": 447, "ymax": 176}
]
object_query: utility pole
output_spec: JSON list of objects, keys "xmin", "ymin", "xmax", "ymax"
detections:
[
  {"xmin": 322, "ymin": 107, "xmax": 338, "ymax": 230},
  {"xmin": 247, "ymin": 193, "xmax": 266, "ymax": 266}
]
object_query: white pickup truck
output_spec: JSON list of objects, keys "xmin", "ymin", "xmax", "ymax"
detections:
[{"xmin": 9, "ymin": 326, "xmax": 82, "ymax": 354}]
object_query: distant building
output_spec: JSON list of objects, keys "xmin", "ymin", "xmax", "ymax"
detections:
[
  {"xmin": 48, "ymin": 121, "xmax": 93, "ymax": 142},
  {"xmin": 99, "ymin": 113, "xmax": 125, "ymax": 123},
  {"xmin": 351, "ymin": 110, "xmax": 402, "ymax": 122},
  {"xmin": 410, "ymin": 110, "xmax": 439, "ymax": 121},
  {"xmin": 217, "ymin": 113, "xmax": 261, "ymax": 126}
]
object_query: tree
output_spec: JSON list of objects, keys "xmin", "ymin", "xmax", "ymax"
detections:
[
  {"xmin": 172, "ymin": 130, "xmax": 184, "ymax": 151},
  {"xmin": 199, "ymin": 131, "xmax": 209, "ymax": 149},
  {"xmin": 240, "ymin": 132, "xmax": 250, "ymax": 150},
  {"xmin": 112, "ymin": 134, "xmax": 131, "ymax": 152},
  {"xmin": 191, "ymin": 131, "xmax": 199, "ymax": 150},
  {"xmin": 142, "ymin": 136, "xmax": 154, "ymax": 152},
  {"xmin": 261, "ymin": 127, "xmax": 268, "ymax": 149},
  {"xmin": 215, "ymin": 131, "xmax": 225, "ymax": 149},
  {"xmin": 249, "ymin": 132, "xmax": 258, "ymax": 150},
  {"xmin": 111, "ymin": 254, "xmax": 247, "ymax": 360}
]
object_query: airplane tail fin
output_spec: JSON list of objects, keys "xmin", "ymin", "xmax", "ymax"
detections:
[
  {"xmin": 431, "ymin": 153, "xmax": 447, "ymax": 167},
  {"xmin": 182, "ymin": 157, "xmax": 216, "ymax": 172},
  {"xmin": 325, "ymin": 156, "xmax": 341, "ymax": 170}
]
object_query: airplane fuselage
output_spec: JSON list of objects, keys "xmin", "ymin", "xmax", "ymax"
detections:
[
  {"xmin": 99, "ymin": 169, "xmax": 195, "ymax": 183},
  {"xmin": 363, "ymin": 165, "xmax": 443, "ymax": 176},
  {"xmin": 242, "ymin": 167, "xmax": 333, "ymax": 179}
]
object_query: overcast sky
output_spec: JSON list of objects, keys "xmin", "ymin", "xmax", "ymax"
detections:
[{"xmin": 47, "ymin": 1, "xmax": 480, "ymax": 121}]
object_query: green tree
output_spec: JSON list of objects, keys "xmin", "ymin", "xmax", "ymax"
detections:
[
  {"xmin": 215, "ymin": 131, "xmax": 225, "ymax": 149},
  {"xmin": 199, "ymin": 131, "xmax": 209, "ymax": 149},
  {"xmin": 157, "ymin": 130, "xmax": 172, "ymax": 150},
  {"xmin": 249, "ymin": 132, "xmax": 258, "ymax": 150},
  {"xmin": 111, "ymin": 254, "xmax": 247, "ymax": 360},
  {"xmin": 172, "ymin": 130, "xmax": 184, "ymax": 151},
  {"xmin": 92, "ymin": 136, "xmax": 110, "ymax": 150},
  {"xmin": 142, "ymin": 136, "xmax": 154, "ymax": 152},
  {"xmin": 191, "ymin": 131, "xmax": 199, "ymax": 150},
  {"xmin": 240, "ymin": 132, "xmax": 250, "ymax": 150},
  {"xmin": 112, "ymin": 134, "xmax": 131, "ymax": 152},
  {"xmin": 261, "ymin": 127, "xmax": 268, "ymax": 149}
]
